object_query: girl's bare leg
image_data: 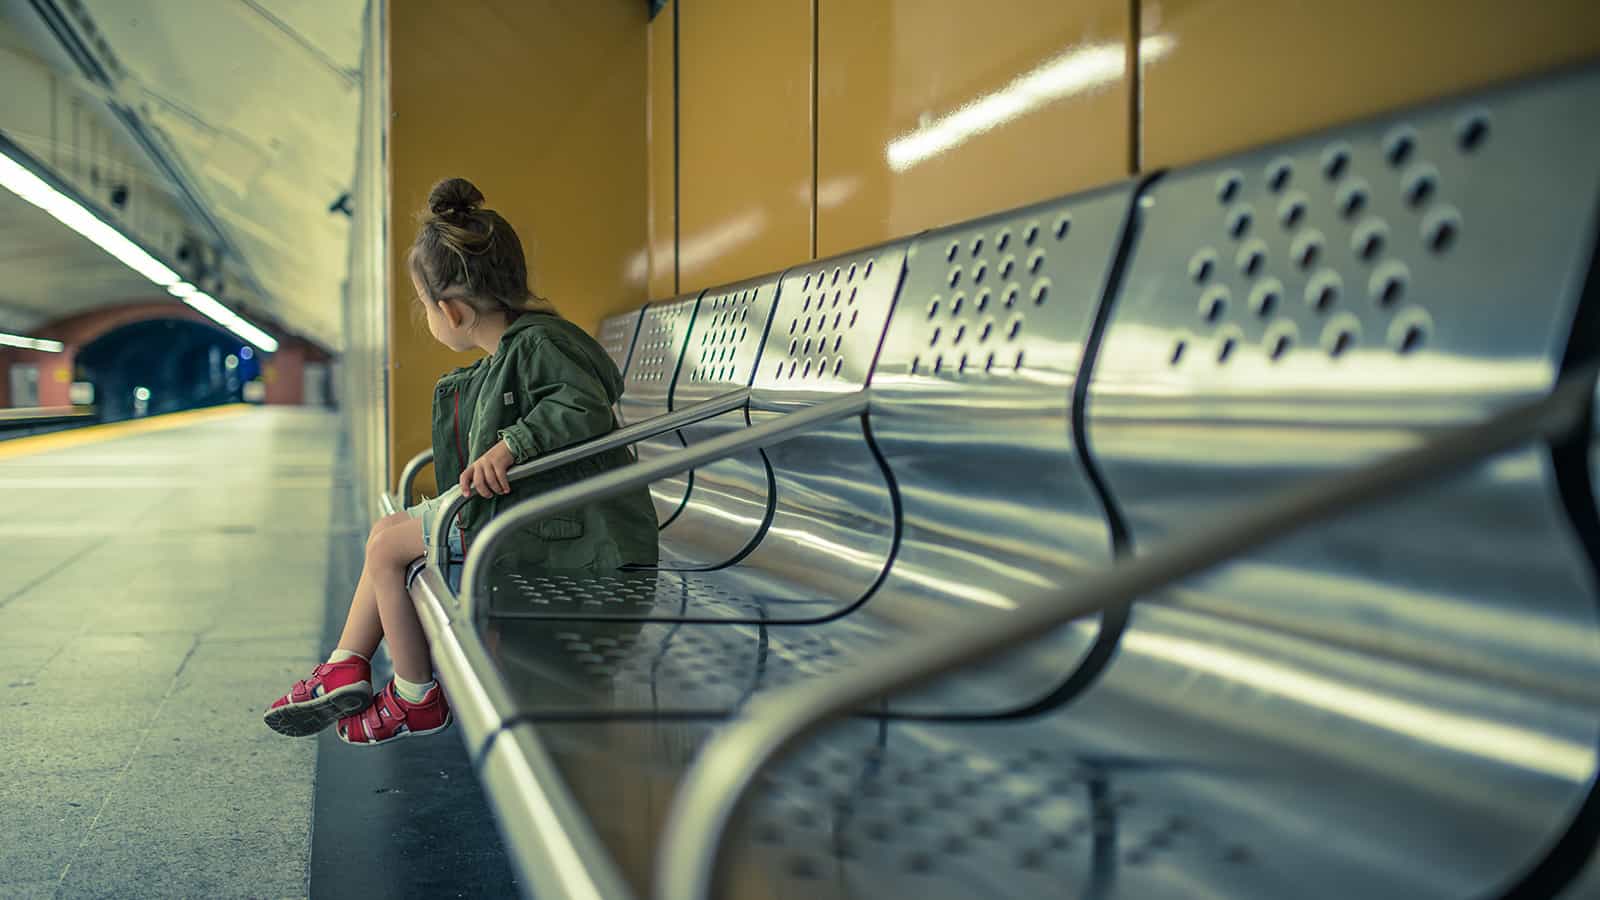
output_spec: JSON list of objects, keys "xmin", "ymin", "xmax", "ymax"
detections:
[
  {"xmin": 367, "ymin": 516, "xmax": 433, "ymax": 683},
  {"xmin": 335, "ymin": 512, "xmax": 412, "ymax": 657}
]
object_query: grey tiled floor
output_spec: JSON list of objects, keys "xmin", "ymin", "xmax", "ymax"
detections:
[{"xmin": 0, "ymin": 408, "xmax": 352, "ymax": 900}]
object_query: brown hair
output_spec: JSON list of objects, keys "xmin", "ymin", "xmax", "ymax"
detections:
[{"xmin": 410, "ymin": 177, "xmax": 556, "ymax": 323}]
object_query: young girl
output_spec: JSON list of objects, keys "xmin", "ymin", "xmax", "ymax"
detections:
[{"xmin": 264, "ymin": 177, "xmax": 659, "ymax": 745}]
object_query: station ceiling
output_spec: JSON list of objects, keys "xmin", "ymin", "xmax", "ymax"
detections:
[{"xmin": 0, "ymin": 0, "xmax": 366, "ymax": 347}]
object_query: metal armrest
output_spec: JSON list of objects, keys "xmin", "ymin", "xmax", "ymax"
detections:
[
  {"xmin": 652, "ymin": 369, "xmax": 1599, "ymax": 900},
  {"xmin": 398, "ymin": 448, "xmax": 435, "ymax": 507},
  {"xmin": 457, "ymin": 390, "xmax": 873, "ymax": 616},
  {"xmin": 407, "ymin": 561, "xmax": 635, "ymax": 900},
  {"xmin": 428, "ymin": 388, "xmax": 751, "ymax": 567}
]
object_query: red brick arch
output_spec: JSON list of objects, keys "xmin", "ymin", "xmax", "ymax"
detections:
[{"xmin": 0, "ymin": 299, "xmax": 325, "ymax": 408}]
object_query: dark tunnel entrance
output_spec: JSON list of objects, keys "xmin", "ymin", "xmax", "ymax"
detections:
[{"xmin": 76, "ymin": 319, "xmax": 263, "ymax": 422}]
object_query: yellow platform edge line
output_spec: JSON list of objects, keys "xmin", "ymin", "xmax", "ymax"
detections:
[{"xmin": 0, "ymin": 404, "xmax": 256, "ymax": 461}]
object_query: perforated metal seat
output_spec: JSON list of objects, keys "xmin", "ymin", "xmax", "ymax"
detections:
[
  {"xmin": 642, "ymin": 277, "xmax": 779, "ymax": 571},
  {"xmin": 637, "ymin": 66, "xmax": 1600, "ymax": 900},
  {"xmin": 616, "ymin": 298, "xmax": 698, "ymax": 529},
  {"xmin": 397, "ymin": 66, "xmax": 1600, "ymax": 900},
  {"xmin": 480, "ymin": 242, "xmax": 904, "ymax": 637},
  {"xmin": 595, "ymin": 308, "xmax": 642, "ymax": 382},
  {"xmin": 479, "ymin": 193, "xmax": 1137, "ymax": 721}
]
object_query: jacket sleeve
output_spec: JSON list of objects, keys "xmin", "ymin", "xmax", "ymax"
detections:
[{"xmin": 496, "ymin": 337, "xmax": 616, "ymax": 464}]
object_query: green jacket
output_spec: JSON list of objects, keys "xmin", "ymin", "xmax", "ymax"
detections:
[{"xmin": 430, "ymin": 312, "xmax": 658, "ymax": 570}]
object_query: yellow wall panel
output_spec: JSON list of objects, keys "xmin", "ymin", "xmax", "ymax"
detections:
[
  {"xmin": 388, "ymin": 0, "xmax": 649, "ymax": 486},
  {"xmin": 677, "ymin": 0, "xmax": 814, "ymax": 292},
  {"xmin": 1142, "ymin": 0, "xmax": 1600, "ymax": 170},
  {"xmin": 647, "ymin": 5, "xmax": 677, "ymax": 300},
  {"xmin": 816, "ymin": 0, "xmax": 1130, "ymax": 258}
]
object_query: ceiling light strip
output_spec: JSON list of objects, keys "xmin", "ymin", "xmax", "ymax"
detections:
[
  {"xmin": 0, "ymin": 332, "xmax": 66, "ymax": 353},
  {"xmin": 0, "ymin": 148, "xmax": 278, "ymax": 353}
]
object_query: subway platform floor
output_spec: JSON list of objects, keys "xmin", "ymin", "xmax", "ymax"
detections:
[{"xmin": 0, "ymin": 407, "xmax": 515, "ymax": 899}]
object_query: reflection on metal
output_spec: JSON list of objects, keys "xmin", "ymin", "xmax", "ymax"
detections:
[
  {"xmin": 658, "ymin": 368, "xmax": 1599, "ymax": 900},
  {"xmin": 426, "ymin": 388, "xmax": 753, "ymax": 569},
  {"xmin": 862, "ymin": 185, "xmax": 1133, "ymax": 715},
  {"xmin": 394, "ymin": 68, "xmax": 1600, "ymax": 900},
  {"xmin": 394, "ymin": 534, "xmax": 635, "ymax": 900},
  {"xmin": 886, "ymin": 36, "xmax": 1174, "ymax": 172},
  {"xmin": 459, "ymin": 390, "xmax": 873, "ymax": 621},
  {"xmin": 622, "ymin": 296, "xmax": 701, "ymax": 526},
  {"xmin": 654, "ymin": 275, "xmax": 781, "ymax": 570}
]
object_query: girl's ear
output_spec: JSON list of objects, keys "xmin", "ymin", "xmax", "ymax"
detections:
[{"xmin": 437, "ymin": 298, "xmax": 465, "ymax": 329}]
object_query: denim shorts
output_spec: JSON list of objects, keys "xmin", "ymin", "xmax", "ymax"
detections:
[{"xmin": 406, "ymin": 495, "xmax": 465, "ymax": 559}]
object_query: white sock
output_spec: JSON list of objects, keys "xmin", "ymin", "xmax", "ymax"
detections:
[
  {"xmin": 327, "ymin": 648, "xmax": 369, "ymax": 664},
  {"xmin": 393, "ymin": 674, "xmax": 436, "ymax": 704}
]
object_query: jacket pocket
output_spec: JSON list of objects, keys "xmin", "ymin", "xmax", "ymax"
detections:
[{"xmin": 537, "ymin": 513, "xmax": 585, "ymax": 541}]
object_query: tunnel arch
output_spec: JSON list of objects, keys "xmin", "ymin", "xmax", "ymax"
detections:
[
  {"xmin": 75, "ymin": 317, "xmax": 259, "ymax": 420},
  {"xmin": 0, "ymin": 300, "xmax": 327, "ymax": 411}
]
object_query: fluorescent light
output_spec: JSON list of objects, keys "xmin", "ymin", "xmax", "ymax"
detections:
[
  {"xmin": 0, "ymin": 152, "xmax": 180, "ymax": 285},
  {"xmin": 887, "ymin": 35, "xmax": 1176, "ymax": 172},
  {"xmin": 0, "ymin": 149, "xmax": 280, "ymax": 354},
  {"xmin": 182, "ymin": 291, "xmax": 279, "ymax": 353},
  {"xmin": 0, "ymin": 332, "xmax": 65, "ymax": 353}
]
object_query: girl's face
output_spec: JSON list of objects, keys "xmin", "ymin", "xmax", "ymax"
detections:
[{"xmin": 412, "ymin": 269, "xmax": 476, "ymax": 353}]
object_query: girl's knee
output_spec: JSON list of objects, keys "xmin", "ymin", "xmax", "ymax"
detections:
[
  {"xmin": 367, "ymin": 511, "xmax": 410, "ymax": 551},
  {"xmin": 367, "ymin": 516, "xmax": 424, "ymax": 568}
]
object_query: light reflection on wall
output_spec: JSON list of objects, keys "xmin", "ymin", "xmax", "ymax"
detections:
[
  {"xmin": 678, "ymin": 209, "xmax": 770, "ymax": 275},
  {"xmin": 887, "ymin": 36, "xmax": 1176, "ymax": 173}
]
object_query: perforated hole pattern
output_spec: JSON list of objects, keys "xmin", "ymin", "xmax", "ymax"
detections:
[
  {"xmin": 630, "ymin": 301, "xmax": 695, "ymax": 385},
  {"xmin": 512, "ymin": 577, "xmax": 849, "ymax": 695},
  {"xmin": 690, "ymin": 287, "xmax": 761, "ymax": 384},
  {"xmin": 909, "ymin": 213, "xmax": 1071, "ymax": 377},
  {"xmin": 746, "ymin": 746, "xmax": 1257, "ymax": 882},
  {"xmin": 772, "ymin": 258, "xmax": 877, "ymax": 383},
  {"xmin": 1170, "ymin": 110, "xmax": 1486, "ymax": 369},
  {"xmin": 598, "ymin": 313, "xmax": 638, "ymax": 377},
  {"xmin": 501, "ymin": 571, "xmax": 773, "ymax": 619}
]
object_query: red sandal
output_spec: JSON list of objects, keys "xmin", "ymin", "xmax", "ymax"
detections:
[
  {"xmin": 263, "ymin": 657, "xmax": 373, "ymax": 737},
  {"xmin": 337, "ymin": 680, "xmax": 452, "ymax": 746}
]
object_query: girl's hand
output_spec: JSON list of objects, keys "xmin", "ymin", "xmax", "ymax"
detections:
[{"xmin": 460, "ymin": 440, "xmax": 515, "ymax": 497}]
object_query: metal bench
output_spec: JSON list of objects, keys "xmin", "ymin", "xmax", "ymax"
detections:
[{"xmin": 387, "ymin": 65, "xmax": 1600, "ymax": 900}]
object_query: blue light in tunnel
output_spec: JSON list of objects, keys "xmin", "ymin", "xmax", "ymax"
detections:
[{"xmin": 240, "ymin": 346, "xmax": 254, "ymax": 361}]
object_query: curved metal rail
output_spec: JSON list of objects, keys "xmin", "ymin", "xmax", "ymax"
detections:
[
  {"xmin": 426, "ymin": 387, "xmax": 751, "ymax": 567},
  {"xmin": 457, "ymin": 391, "xmax": 872, "ymax": 619},
  {"xmin": 653, "ymin": 367, "xmax": 1600, "ymax": 900},
  {"xmin": 397, "ymin": 447, "xmax": 434, "ymax": 507}
]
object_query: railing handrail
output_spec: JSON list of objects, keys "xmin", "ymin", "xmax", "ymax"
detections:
[
  {"xmin": 427, "ymin": 387, "xmax": 751, "ymax": 567},
  {"xmin": 651, "ymin": 367, "xmax": 1600, "ymax": 900},
  {"xmin": 397, "ymin": 448, "xmax": 435, "ymax": 507},
  {"xmin": 455, "ymin": 390, "xmax": 873, "ymax": 614}
]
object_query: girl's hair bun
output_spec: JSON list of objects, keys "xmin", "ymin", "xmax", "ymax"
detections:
[{"xmin": 428, "ymin": 177, "xmax": 485, "ymax": 217}]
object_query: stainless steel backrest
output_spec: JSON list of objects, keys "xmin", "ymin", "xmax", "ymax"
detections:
[
  {"xmin": 661, "ymin": 276, "xmax": 782, "ymax": 569},
  {"xmin": 617, "ymin": 295, "xmax": 700, "ymax": 526},
  {"xmin": 1089, "ymin": 66, "xmax": 1600, "ymax": 690},
  {"xmin": 596, "ymin": 309, "xmax": 643, "ymax": 381},
  {"xmin": 754, "ymin": 249, "xmax": 901, "ymax": 395},
  {"xmin": 733, "ymin": 243, "xmax": 907, "ymax": 613},
  {"xmin": 1080, "ymin": 67, "xmax": 1600, "ymax": 886},
  {"xmin": 866, "ymin": 183, "xmax": 1137, "ymax": 713}
]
